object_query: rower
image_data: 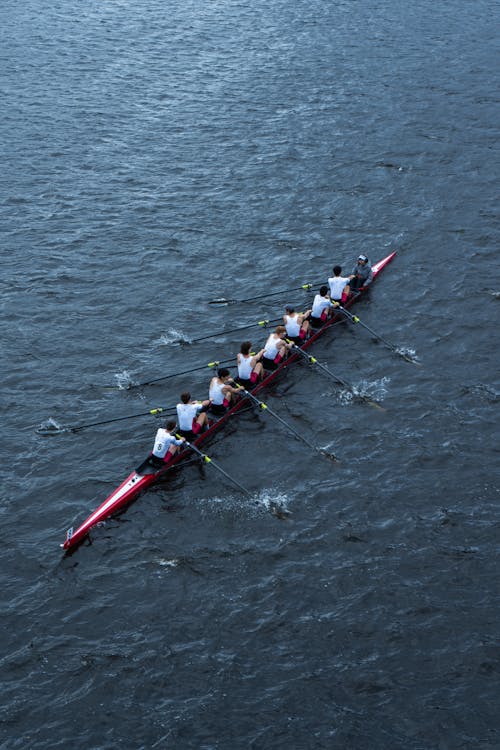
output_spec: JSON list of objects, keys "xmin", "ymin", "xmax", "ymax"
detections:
[
  {"xmin": 283, "ymin": 304, "xmax": 311, "ymax": 344},
  {"xmin": 262, "ymin": 325, "xmax": 293, "ymax": 371},
  {"xmin": 310, "ymin": 285, "xmax": 339, "ymax": 328},
  {"xmin": 328, "ymin": 265, "xmax": 354, "ymax": 304},
  {"xmin": 176, "ymin": 392, "xmax": 210, "ymax": 439},
  {"xmin": 350, "ymin": 254, "xmax": 373, "ymax": 291},
  {"xmin": 236, "ymin": 341, "xmax": 265, "ymax": 388},
  {"xmin": 149, "ymin": 420, "xmax": 185, "ymax": 468},
  {"xmin": 209, "ymin": 368, "xmax": 242, "ymax": 415}
]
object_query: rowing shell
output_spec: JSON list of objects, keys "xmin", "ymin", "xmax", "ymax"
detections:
[{"xmin": 62, "ymin": 251, "xmax": 396, "ymax": 549}]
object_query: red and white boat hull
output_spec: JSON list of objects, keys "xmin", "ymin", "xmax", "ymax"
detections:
[{"xmin": 63, "ymin": 251, "xmax": 396, "ymax": 550}]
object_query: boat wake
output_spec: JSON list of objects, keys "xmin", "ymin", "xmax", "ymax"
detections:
[{"xmin": 156, "ymin": 328, "xmax": 192, "ymax": 345}]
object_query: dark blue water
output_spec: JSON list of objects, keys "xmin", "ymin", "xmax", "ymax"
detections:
[{"xmin": 1, "ymin": 0, "xmax": 499, "ymax": 747}]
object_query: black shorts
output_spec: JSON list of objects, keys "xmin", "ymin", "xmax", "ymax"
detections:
[
  {"xmin": 310, "ymin": 315, "xmax": 324, "ymax": 328},
  {"xmin": 236, "ymin": 377, "xmax": 252, "ymax": 390},
  {"xmin": 262, "ymin": 356, "xmax": 279, "ymax": 371},
  {"xmin": 178, "ymin": 428, "xmax": 195, "ymax": 440},
  {"xmin": 210, "ymin": 403, "xmax": 228, "ymax": 416},
  {"xmin": 149, "ymin": 454, "xmax": 166, "ymax": 468}
]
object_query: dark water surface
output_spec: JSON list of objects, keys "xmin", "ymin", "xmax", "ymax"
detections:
[{"xmin": 1, "ymin": 0, "xmax": 499, "ymax": 747}]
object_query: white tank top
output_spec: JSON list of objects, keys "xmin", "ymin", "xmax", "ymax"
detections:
[
  {"xmin": 209, "ymin": 378, "xmax": 225, "ymax": 405},
  {"xmin": 152, "ymin": 428, "xmax": 177, "ymax": 458},
  {"xmin": 264, "ymin": 333, "xmax": 281, "ymax": 359},
  {"xmin": 284, "ymin": 313, "xmax": 301, "ymax": 337},
  {"xmin": 238, "ymin": 354, "xmax": 253, "ymax": 380},
  {"xmin": 176, "ymin": 402, "xmax": 199, "ymax": 431},
  {"xmin": 312, "ymin": 294, "xmax": 332, "ymax": 317},
  {"xmin": 328, "ymin": 275, "xmax": 350, "ymax": 300}
]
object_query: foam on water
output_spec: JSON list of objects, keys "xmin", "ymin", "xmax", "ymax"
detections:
[
  {"xmin": 189, "ymin": 488, "xmax": 292, "ymax": 519},
  {"xmin": 156, "ymin": 329, "xmax": 191, "ymax": 345},
  {"xmin": 36, "ymin": 417, "xmax": 66, "ymax": 435},
  {"xmin": 114, "ymin": 370, "xmax": 135, "ymax": 389},
  {"xmin": 156, "ymin": 558, "xmax": 180, "ymax": 569},
  {"xmin": 322, "ymin": 376, "xmax": 390, "ymax": 406},
  {"xmin": 255, "ymin": 489, "xmax": 292, "ymax": 518},
  {"xmin": 396, "ymin": 345, "xmax": 420, "ymax": 363}
]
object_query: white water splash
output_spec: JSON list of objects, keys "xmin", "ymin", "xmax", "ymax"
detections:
[
  {"xmin": 114, "ymin": 370, "xmax": 135, "ymax": 389},
  {"xmin": 337, "ymin": 389, "xmax": 355, "ymax": 407},
  {"xmin": 395, "ymin": 346, "xmax": 419, "ymax": 363},
  {"xmin": 36, "ymin": 417, "xmax": 66, "ymax": 435},
  {"xmin": 255, "ymin": 489, "xmax": 292, "ymax": 518},
  {"xmin": 157, "ymin": 558, "xmax": 180, "ymax": 569},
  {"xmin": 355, "ymin": 375, "xmax": 391, "ymax": 401},
  {"xmin": 191, "ymin": 489, "xmax": 292, "ymax": 518},
  {"xmin": 156, "ymin": 328, "xmax": 192, "ymax": 345},
  {"xmin": 319, "ymin": 440, "xmax": 339, "ymax": 457},
  {"xmin": 323, "ymin": 376, "xmax": 390, "ymax": 406}
]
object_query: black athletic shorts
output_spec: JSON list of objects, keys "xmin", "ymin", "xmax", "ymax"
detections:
[
  {"xmin": 262, "ymin": 356, "xmax": 279, "ymax": 371},
  {"xmin": 210, "ymin": 403, "xmax": 228, "ymax": 416}
]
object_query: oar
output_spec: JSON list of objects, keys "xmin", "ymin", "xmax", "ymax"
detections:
[
  {"xmin": 209, "ymin": 281, "xmax": 324, "ymax": 305},
  {"xmin": 36, "ymin": 406, "xmax": 176, "ymax": 435},
  {"xmin": 129, "ymin": 318, "xmax": 283, "ymax": 388},
  {"xmin": 338, "ymin": 307, "xmax": 421, "ymax": 365},
  {"xmin": 241, "ymin": 389, "xmax": 338, "ymax": 462},
  {"xmin": 187, "ymin": 318, "xmax": 281, "ymax": 344},
  {"xmin": 179, "ymin": 435, "xmax": 252, "ymax": 496},
  {"xmin": 288, "ymin": 342, "xmax": 385, "ymax": 410},
  {"xmin": 130, "ymin": 358, "xmax": 234, "ymax": 389}
]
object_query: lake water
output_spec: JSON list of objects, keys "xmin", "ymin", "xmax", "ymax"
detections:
[{"xmin": 1, "ymin": 0, "xmax": 499, "ymax": 748}]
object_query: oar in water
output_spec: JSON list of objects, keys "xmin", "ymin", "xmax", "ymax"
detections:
[
  {"xmin": 179, "ymin": 435, "xmax": 252, "ymax": 497},
  {"xmin": 338, "ymin": 306, "xmax": 421, "ymax": 365},
  {"xmin": 241, "ymin": 389, "xmax": 338, "ymax": 462},
  {"xmin": 36, "ymin": 406, "xmax": 176, "ymax": 436},
  {"xmin": 208, "ymin": 281, "xmax": 324, "ymax": 306},
  {"xmin": 288, "ymin": 342, "xmax": 385, "ymax": 410}
]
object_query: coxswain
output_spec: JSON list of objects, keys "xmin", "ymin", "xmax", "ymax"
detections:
[
  {"xmin": 262, "ymin": 325, "xmax": 293, "ymax": 371},
  {"xmin": 283, "ymin": 304, "xmax": 311, "ymax": 344},
  {"xmin": 209, "ymin": 368, "xmax": 242, "ymax": 415},
  {"xmin": 176, "ymin": 392, "xmax": 210, "ymax": 439},
  {"xmin": 310, "ymin": 285, "xmax": 339, "ymax": 328},
  {"xmin": 328, "ymin": 265, "xmax": 354, "ymax": 303},
  {"xmin": 350, "ymin": 254, "xmax": 373, "ymax": 291},
  {"xmin": 237, "ymin": 341, "xmax": 265, "ymax": 388},
  {"xmin": 150, "ymin": 420, "xmax": 185, "ymax": 468}
]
